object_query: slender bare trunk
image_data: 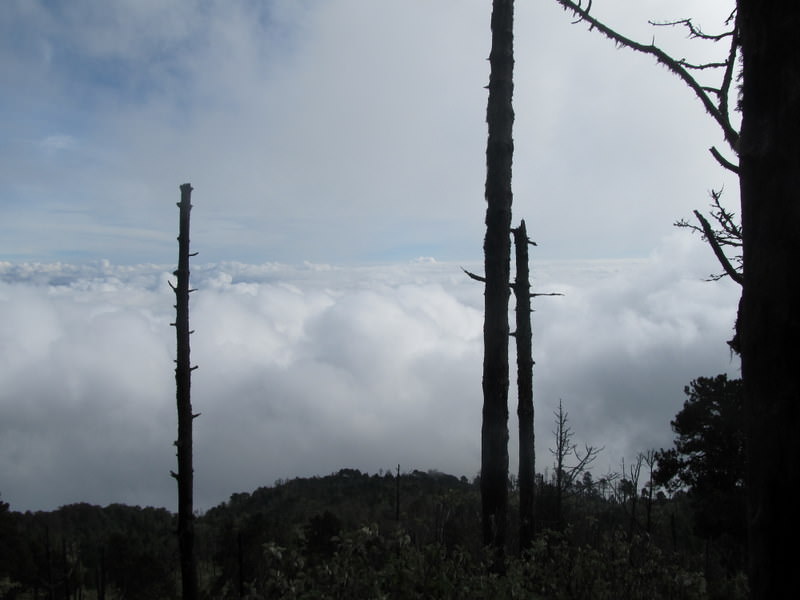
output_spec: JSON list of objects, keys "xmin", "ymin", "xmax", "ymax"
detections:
[
  {"xmin": 481, "ymin": 0, "xmax": 514, "ymax": 565},
  {"xmin": 512, "ymin": 221, "xmax": 534, "ymax": 552},
  {"xmin": 172, "ymin": 183, "xmax": 199, "ymax": 600}
]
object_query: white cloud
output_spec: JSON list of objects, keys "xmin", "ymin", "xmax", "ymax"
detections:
[
  {"xmin": 0, "ymin": 235, "xmax": 739, "ymax": 511},
  {"xmin": 1, "ymin": 0, "xmax": 740, "ymax": 264},
  {"xmin": 528, "ymin": 233, "xmax": 740, "ymax": 472}
]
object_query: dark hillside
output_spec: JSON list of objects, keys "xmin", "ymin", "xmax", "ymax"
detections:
[{"xmin": 1, "ymin": 466, "xmax": 746, "ymax": 599}]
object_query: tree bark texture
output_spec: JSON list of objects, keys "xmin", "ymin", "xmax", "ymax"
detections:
[
  {"xmin": 173, "ymin": 183, "xmax": 199, "ymax": 600},
  {"xmin": 513, "ymin": 221, "xmax": 534, "ymax": 553},
  {"xmin": 737, "ymin": 3, "xmax": 800, "ymax": 598},
  {"xmin": 481, "ymin": 0, "xmax": 514, "ymax": 560}
]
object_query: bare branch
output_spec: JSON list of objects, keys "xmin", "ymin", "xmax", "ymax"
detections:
[
  {"xmin": 462, "ymin": 267, "xmax": 486, "ymax": 283},
  {"xmin": 708, "ymin": 189, "xmax": 743, "ymax": 245},
  {"xmin": 679, "ymin": 60, "xmax": 729, "ymax": 71},
  {"xmin": 710, "ymin": 146, "xmax": 740, "ymax": 174},
  {"xmin": 693, "ymin": 209, "xmax": 743, "ymax": 285},
  {"xmin": 677, "ymin": 187, "xmax": 743, "ymax": 283},
  {"xmin": 718, "ymin": 14, "xmax": 739, "ymax": 129},
  {"xmin": 570, "ymin": 443, "xmax": 603, "ymax": 477},
  {"xmin": 649, "ymin": 18, "xmax": 734, "ymax": 41},
  {"xmin": 673, "ymin": 217, "xmax": 704, "ymax": 236},
  {"xmin": 724, "ymin": 8, "xmax": 736, "ymax": 26},
  {"xmin": 554, "ymin": 0, "xmax": 739, "ymax": 150}
]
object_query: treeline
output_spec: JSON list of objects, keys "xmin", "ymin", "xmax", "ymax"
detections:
[
  {"xmin": 1, "ymin": 459, "xmax": 746, "ymax": 599},
  {"xmin": 0, "ymin": 502, "xmax": 176, "ymax": 599}
]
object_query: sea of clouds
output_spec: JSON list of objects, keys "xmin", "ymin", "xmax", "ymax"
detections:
[{"xmin": 0, "ymin": 233, "xmax": 740, "ymax": 512}]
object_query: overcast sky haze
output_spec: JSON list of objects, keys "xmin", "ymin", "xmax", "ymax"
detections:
[{"xmin": 1, "ymin": 0, "xmax": 741, "ymax": 512}]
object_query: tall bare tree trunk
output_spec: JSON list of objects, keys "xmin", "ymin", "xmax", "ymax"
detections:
[
  {"xmin": 481, "ymin": 0, "xmax": 514, "ymax": 564},
  {"xmin": 737, "ymin": 3, "xmax": 800, "ymax": 598},
  {"xmin": 172, "ymin": 183, "xmax": 199, "ymax": 600},
  {"xmin": 512, "ymin": 221, "xmax": 534, "ymax": 552}
]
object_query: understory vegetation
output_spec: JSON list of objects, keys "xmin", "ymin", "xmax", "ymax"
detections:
[{"xmin": 0, "ymin": 463, "xmax": 746, "ymax": 600}]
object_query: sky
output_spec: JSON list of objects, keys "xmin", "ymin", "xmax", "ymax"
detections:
[{"xmin": 0, "ymin": 0, "xmax": 741, "ymax": 512}]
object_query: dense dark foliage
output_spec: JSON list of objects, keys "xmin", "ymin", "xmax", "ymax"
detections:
[
  {"xmin": 0, "ymin": 501, "xmax": 177, "ymax": 599},
  {"xmin": 0, "ymin": 464, "xmax": 747, "ymax": 599},
  {"xmin": 655, "ymin": 375, "xmax": 746, "ymax": 575}
]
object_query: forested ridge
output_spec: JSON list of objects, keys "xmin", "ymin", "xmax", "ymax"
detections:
[{"xmin": 1, "ymin": 389, "xmax": 747, "ymax": 600}]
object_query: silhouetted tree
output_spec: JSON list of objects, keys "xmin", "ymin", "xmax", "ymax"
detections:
[
  {"xmin": 170, "ymin": 183, "xmax": 199, "ymax": 600},
  {"xmin": 553, "ymin": 3, "xmax": 800, "ymax": 595},
  {"xmin": 511, "ymin": 221, "xmax": 534, "ymax": 552},
  {"xmin": 737, "ymin": 4, "xmax": 800, "ymax": 597},
  {"xmin": 395, "ymin": 464, "xmax": 400, "ymax": 522},
  {"xmin": 655, "ymin": 375, "xmax": 746, "ymax": 574},
  {"xmin": 549, "ymin": 400, "xmax": 600, "ymax": 529},
  {"xmin": 621, "ymin": 454, "xmax": 643, "ymax": 541},
  {"xmin": 96, "ymin": 546, "xmax": 106, "ymax": 600},
  {"xmin": 642, "ymin": 449, "xmax": 657, "ymax": 535},
  {"xmin": 481, "ymin": 0, "xmax": 515, "ymax": 565}
]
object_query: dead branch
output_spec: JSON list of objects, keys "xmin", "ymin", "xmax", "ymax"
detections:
[
  {"xmin": 554, "ymin": 0, "xmax": 739, "ymax": 151},
  {"xmin": 679, "ymin": 60, "xmax": 729, "ymax": 71},
  {"xmin": 710, "ymin": 146, "xmax": 740, "ymax": 174},
  {"xmin": 692, "ymin": 209, "xmax": 743, "ymax": 285},
  {"xmin": 675, "ymin": 188, "xmax": 742, "ymax": 284},
  {"xmin": 462, "ymin": 267, "xmax": 486, "ymax": 283},
  {"xmin": 649, "ymin": 18, "xmax": 734, "ymax": 41}
]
